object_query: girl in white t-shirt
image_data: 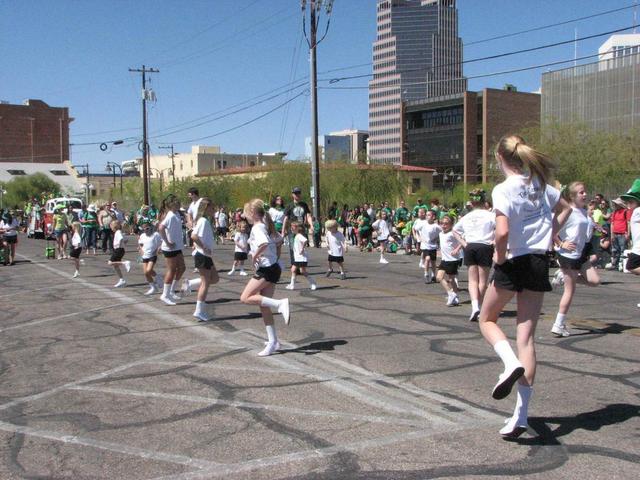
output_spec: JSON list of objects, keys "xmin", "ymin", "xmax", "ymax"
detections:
[
  {"xmin": 0, "ymin": 212, "xmax": 19, "ymax": 265},
  {"xmin": 107, "ymin": 220, "xmax": 131, "ymax": 288},
  {"xmin": 157, "ymin": 195, "xmax": 186, "ymax": 306},
  {"xmin": 325, "ymin": 219, "xmax": 347, "ymax": 279},
  {"xmin": 138, "ymin": 221, "xmax": 163, "ymax": 295},
  {"xmin": 413, "ymin": 209, "xmax": 441, "ymax": 282},
  {"xmin": 286, "ymin": 223, "xmax": 317, "ymax": 291},
  {"xmin": 68, "ymin": 221, "xmax": 84, "ymax": 278},
  {"xmin": 550, "ymin": 182, "xmax": 601, "ymax": 337},
  {"xmin": 228, "ymin": 221, "xmax": 249, "ymax": 276},
  {"xmin": 452, "ymin": 189, "xmax": 496, "ymax": 322},
  {"xmin": 240, "ymin": 199, "xmax": 290, "ymax": 357},
  {"xmin": 190, "ymin": 198, "xmax": 220, "ymax": 322},
  {"xmin": 437, "ymin": 215, "xmax": 463, "ymax": 306},
  {"xmin": 480, "ymin": 135, "xmax": 572, "ymax": 438},
  {"xmin": 372, "ymin": 211, "xmax": 391, "ymax": 264}
]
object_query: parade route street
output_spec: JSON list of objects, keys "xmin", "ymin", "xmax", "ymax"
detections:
[{"xmin": 0, "ymin": 236, "xmax": 638, "ymax": 479}]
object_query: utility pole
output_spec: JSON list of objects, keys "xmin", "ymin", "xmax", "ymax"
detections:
[
  {"xmin": 302, "ymin": 0, "xmax": 334, "ymax": 220},
  {"xmin": 159, "ymin": 144, "xmax": 177, "ymax": 185},
  {"xmin": 129, "ymin": 65, "xmax": 159, "ymax": 206}
]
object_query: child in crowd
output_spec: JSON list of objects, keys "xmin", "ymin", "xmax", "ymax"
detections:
[
  {"xmin": 239, "ymin": 199, "xmax": 290, "ymax": 357},
  {"xmin": 190, "ymin": 198, "xmax": 219, "ymax": 321},
  {"xmin": 437, "ymin": 215, "xmax": 462, "ymax": 306},
  {"xmin": 372, "ymin": 211, "xmax": 390, "ymax": 264},
  {"xmin": 287, "ymin": 223, "xmax": 317, "ymax": 290},
  {"xmin": 312, "ymin": 216, "xmax": 322, "ymax": 248},
  {"xmin": 138, "ymin": 220, "xmax": 163, "ymax": 295},
  {"xmin": 69, "ymin": 221, "xmax": 83, "ymax": 278},
  {"xmin": 325, "ymin": 219, "xmax": 346, "ymax": 279},
  {"xmin": 229, "ymin": 220, "xmax": 249, "ymax": 276},
  {"xmin": 414, "ymin": 208, "xmax": 441, "ymax": 282},
  {"xmin": 158, "ymin": 195, "xmax": 186, "ymax": 306},
  {"xmin": 107, "ymin": 220, "xmax": 131, "ymax": 288}
]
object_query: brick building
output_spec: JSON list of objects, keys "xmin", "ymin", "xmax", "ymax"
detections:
[
  {"xmin": 404, "ymin": 87, "xmax": 540, "ymax": 185},
  {"xmin": 0, "ymin": 99, "xmax": 72, "ymax": 163}
]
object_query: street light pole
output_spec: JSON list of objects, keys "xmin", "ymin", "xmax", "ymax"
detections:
[
  {"xmin": 105, "ymin": 162, "xmax": 123, "ymax": 197},
  {"xmin": 159, "ymin": 145, "xmax": 177, "ymax": 185}
]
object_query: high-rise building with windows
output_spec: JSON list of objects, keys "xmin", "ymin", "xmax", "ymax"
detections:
[{"xmin": 368, "ymin": 0, "xmax": 465, "ymax": 165}]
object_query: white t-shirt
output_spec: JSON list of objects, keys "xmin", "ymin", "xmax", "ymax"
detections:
[
  {"xmin": 138, "ymin": 231, "xmax": 162, "ymax": 259},
  {"xmin": 160, "ymin": 210, "xmax": 184, "ymax": 252},
  {"xmin": 557, "ymin": 207, "xmax": 590, "ymax": 259},
  {"xmin": 234, "ymin": 231, "xmax": 249, "ymax": 253},
  {"xmin": 187, "ymin": 198, "xmax": 202, "ymax": 225},
  {"xmin": 249, "ymin": 222, "xmax": 279, "ymax": 268},
  {"xmin": 71, "ymin": 232, "xmax": 82, "ymax": 248},
  {"xmin": 293, "ymin": 233, "xmax": 308, "ymax": 262},
  {"xmin": 630, "ymin": 206, "xmax": 640, "ymax": 255},
  {"xmin": 113, "ymin": 230, "xmax": 124, "ymax": 249},
  {"xmin": 414, "ymin": 220, "xmax": 441, "ymax": 250},
  {"xmin": 453, "ymin": 209, "xmax": 496, "ymax": 245},
  {"xmin": 193, "ymin": 217, "xmax": 214, "ymax": 257},
  {"xmin": 217, "ymin": 212, "xmax": 228, "ymax": 228},
  {"xmin": 492, "ymin": 175, "xmax": 560, "ymax": 258},
  {"xmin": 439, "ymin": 230, "xmax": 461, "ymax": 262},
  {"xmin": 326, "ymin": 230, "xmax": 345, "ymax": 257},
  {"xmin": 0, "ymin": 218, "xmax": 19, "ymax": 237},
  {"xmin": 372, "ymin": 219, "xmax": 390, "ymax": 241},
  {"xmin": 269, "ymin": 207, "xmax": 285, "ymax": 226}
]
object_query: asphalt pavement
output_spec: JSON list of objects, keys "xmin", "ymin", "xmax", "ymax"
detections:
[{"xmin": 0, "ymin": 235, "xmax": 638, "ymax": 479}]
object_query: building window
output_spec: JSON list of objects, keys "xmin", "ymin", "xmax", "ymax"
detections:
[
  {"xmin": 411, "ymin": 178, "xmax": 421, "ymax": 193},
  {"xmin": 49, "ymin": 170, "xmax": 69, "ymax": 176},
  {"xmin": 6, "ymin": 169, "xmax": 26, "ymax": 175}
]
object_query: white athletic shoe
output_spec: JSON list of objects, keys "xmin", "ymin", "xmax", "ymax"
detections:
[
  {"xmin": 160, "ymin": 295, "xmax": 176, "ymax": 306},
  {"xmin": 379, "ymin": 257, "xmax": 389, "ymax": 264},
  {"xmin": 193, "ymin": 310, "xmax": 211, "ymax": 322},
  {"xmin": 227, "ymin": 270, "xmax": 235, "ymax": 276},
  {"xmin": 285, "ymin": 284, "xmax": 295, "ymax": 290},
  {"xmin": 492, "ymin": 365, "xmax": 525, "ymax": 400},
  {"xmin": 310, "ymin": 283, "xmax": 317, "ymax": 291},
  {"xmin": 258, "ymin": 341, "xmax": 280, "ymax": 357},
  {"xmin": 73, "ymin": 270, "xmax": 79, "ymax": 279},
  {"xmin": 551, "ymin": 270, "xmax": 565, "ymax": 289},
  {"xmin": 144, "ymin": 285, "xmax": 158, "ymax": 296},
  {"xmin": 124, "ymin": 260, "xmax": 131, "ymax": 273},
  {"xmin": 170, "ymin": 292, "xmax": 182, "ymax": 301},
  {"xmin": 551, "ymin": 325, "xmax": 570, "ymax": 337},
  {"xmin": 500, "ymin": 416, "xmax": 529, "ymax": 438},
  {"xmin": 181, "ymin": 279, "xmax": 192, "ymax": 297},
  {"xmin": 446, "ymin": 294, "xmax": 459, "ymax": 307},
  {"xmin": 278, "ymin": 298, "xmax": 291, "ymax": 325},
  {"xmin": 114, "ymin": 279, "xmax": 126, "ymax": 288},
  {"xmin": 469, "ymin": 310, "xmax": 480, "ymax": 322},
  {"xmin": 239, "ymin": 270, "xmax": 248, "ymax": 276}
]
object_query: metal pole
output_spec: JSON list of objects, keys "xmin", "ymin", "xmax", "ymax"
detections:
[
  {"xmin": 85, "ymin": 164, "xmax": 90, "ymax": 206},
  {"xmin": 309, "ymin": 0, "xmax": 320, "ymax": 220},
  {"xmin": 142, "ymin": 66, "xmax": 149, "ymax": 206}
]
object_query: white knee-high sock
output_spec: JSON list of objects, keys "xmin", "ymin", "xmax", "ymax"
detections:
[
  {"xmin": 162, "ymin": 283, "xmax": 171, "ymax": 297},
  {"xmin": 266, "ymin": 325, "xmax": 278, "ymax": 344},
  {"xmin": 289, "ymin": 273, "xmax": 296, "ymax": 286},
  {"xmin": 471, "ymin": 299, "xmax": 480, "ymax": 312},
  {"xmin": 493, "ymin": 340, "xmax": 521, "ymax": 370},
  {"xmin": 260, "ymin": 297, "xmax": 281, "ymax": 310},
  {"xmin": 554, "ymin": 312, "xmax": 566, "ymax": 328},
  {"xmin": 170, "ymin": 280, "xmax": 178, "ymax": 294},
  {"xmin": 195, "ymin": 300, "xmax": 205, "ymax": 313}
]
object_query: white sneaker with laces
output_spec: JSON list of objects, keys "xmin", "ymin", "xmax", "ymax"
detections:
[
  {"xmin": 310, "ymin": 283, "xmax": 317, "ymax": 291},
  {"xmin": 285, "ymin": 284, "xmax": 295, "ymax": 290},
  {"xmin": 500, "ymin": 416, "xmax": 529, "ymax": 438},
  {"xmin": 144, "ymin": 285, "xmax": 158, "ymax": 295},
  {"xmin": 227, "ymin": 270, "xmax": 235, "ymax": 276},
  {"xmin": 193, "ymin": 310, "xmax": 211, "ymax": 322},
  {"xmin": 160, "ymin": 295, "xmax": 176, "ymax": 306},
  {"xmin": 239, "ymin": 270, "xmax": 248, "ymax": 276},
  {"xmin": 278, "ymin": 298, "xmax": 291, "ymax": 325},
  {"xmin": 124, "ymin": 261, "xmax": 131, "ymax": 273},
  {"xmin": 114, "ymin": 279, "xmax": 126, "ymax": 288},
  {"xmin": 170, "ymin": 292, "xmax": 182, "ymax": 301},
  {"xmin": 379, "ymin": 257, "xmax": 389, "ymax": 264},
  {"xmin": 73, "ymin": 271, "xmax": 79, "ymax": 279},
  {"xmin": 551, "ymin": 324, "xmax": 570, "ymax": 337},
  {"xmin": 469, "ymin": 310, "xmax": 480, "ymax": 322},
  {"xmin": 181, "ymin": 279, "xmax": 192, "ymax": 297},
  {"xmin": 258, "ymin": 341, "xmax": 280, "ymax": 357},
  {"xmin": 492, "ymin": 365, "xmax": 525, "ymax": 400},
  {"xmin": 551, "ymin": 270, "xmax": 565, "ymax": 288}
]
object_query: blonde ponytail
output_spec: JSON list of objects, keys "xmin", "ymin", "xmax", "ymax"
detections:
[
  {"xmin": 496, "ymin": 135, "xmax": 556, "ymax": 188},
  {"xmin": 244, "ymin": 199, "xmax": 277, "ymax": 237}
]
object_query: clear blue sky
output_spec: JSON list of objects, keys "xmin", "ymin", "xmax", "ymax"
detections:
[{"xmin": 1, "ymin": 0, "xmax": 637, "ymax": 171}]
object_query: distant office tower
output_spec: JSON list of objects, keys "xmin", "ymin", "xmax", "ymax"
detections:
[{"xmin": 368, "ymin": 0, "xmax": 465, "ymax": 165}]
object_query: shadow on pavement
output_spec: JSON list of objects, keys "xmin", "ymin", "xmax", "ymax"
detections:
[{"xmin": 279, "ymin": 339, "xmax": 348, "ymax": 356}]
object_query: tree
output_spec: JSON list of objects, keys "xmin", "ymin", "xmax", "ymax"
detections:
[{"xmin": 2, "ymin": 173, "xmax": 61, "ymax": 209}]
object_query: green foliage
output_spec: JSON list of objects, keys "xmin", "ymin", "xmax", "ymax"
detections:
[
  {"xmin": 1, "ymin": 173, "xmax": 61, "ymax": 209},
  {"xmin": 520, "ymin": 121, "xmax": 640, "ymax": 197}
]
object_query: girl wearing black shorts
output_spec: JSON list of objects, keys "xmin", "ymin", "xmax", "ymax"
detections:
[
  {"xmin": 138, "ymin": 220, "xmax": 163, "ymax": 295},
  {"xmin": 479, "ymin": 135, "xmax": 571, "ymax": 438},
  {"xmin": 550, "ymin": 182, "xmax": 600, "ymax": 337},
  {"xmin": 228, "ymin": 220, "xmax": 249, "ymax": 276},
  {"xmin": 240, "ymin": 199, "xmax": 290, "ymax": 357},
  {"xmin": 0, "ymin": 212, "xmax": 19, "ymax": 265},
  {"xmin": 437, "ymin": 215, "xmax": 463, "ymax": 306},
  {"xmin": 452, "ymin": 190, "xmax": 496, "ymax": 322},
  {"xmin": 190, "ymin": 198, "xmax": 219, "ymax": 321},
  {"xmin": 158, "ymin": 195, "xmax": 186, "ymax": 306},
  {"xmin": 69, "ymin": 221, "xmax": 83, "ymax": 278},
  {"xmin": 107, "ymin": 220, "xmax": 131, "ymax": 288}
]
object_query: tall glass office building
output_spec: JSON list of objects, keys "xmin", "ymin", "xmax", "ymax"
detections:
[{"xmin": 368, "ymin": 0, "xmax": 466, "ymax": 165}]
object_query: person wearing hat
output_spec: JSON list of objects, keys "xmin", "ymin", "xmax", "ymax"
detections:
[
  {"xmin": 610, "ymin": 197, "xmax": 631, "ymax": 271},
  {"xmin": 282, "ymin": 187, "xmax": 313, "ymax": 262},
  {"xmin": 620, "ymin": 180, "xmax": 640, "ymax": 304}
]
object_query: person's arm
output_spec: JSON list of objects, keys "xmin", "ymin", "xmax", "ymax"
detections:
[
  {"xmin": 493, "ymin": 213, "xmax": 509, "ymax": 265},
  {"xmin": 306, "ymin": 212, "xmax": 314, "ymax": 233},
  {"xmin": 157, "ymin": 220, "xmax": 174, "ymax": 249},
  {"xmin": 552, "ymin": 197, "xmax": 573, "ymax": 243},
  {"xmin": 452, "ymin": 229, "xmax": 467, "ymax": 249},
  {"xmin": 281, "ymin": 213, "xmax": 289, "ymax": 237}
]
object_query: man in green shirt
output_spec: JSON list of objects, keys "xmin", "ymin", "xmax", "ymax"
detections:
[{"xmin": 412, "ymin": 199, "xmax": 427, "ymax": 219}]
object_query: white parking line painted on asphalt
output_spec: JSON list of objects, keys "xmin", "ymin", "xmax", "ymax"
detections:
[
  {"xmin": 68, "ymin": 385, "xmax": 430, "ymax": 427},
  {"xmin": 0, "ymin": 421, "xmax": 221, "ymax": 470}
]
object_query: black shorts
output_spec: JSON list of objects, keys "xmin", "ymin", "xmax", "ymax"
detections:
[
  {"xmin": 163, "ymin": 249, "xmax": 182, "ymax": 258},
  {"xmin": 70, "ymin": 247, "xmax": 82, "ymax": 259},
  {"xmin": 627, "ymin": 252, "xmax": 640, "ymax": 271},
  {"xmin": 217, "ymin": 227, "xmax": 228, "ymax": 236},
  {"xmin": 194, "ymin": 252, "xmax": 213, "ymax": 270},
  {"xmin": 293, "ymin": 261, "xmax": 308, "ymax": 268},
  {"xmin": 234, "ymin": 252, "xmax": 248, "ymax": 261},
  {"xmin": 421, "ymin": 248, "xmax": 437, "ymax": 261},
  {"xmin": 254, "ymin": 263, "xmax": 282, "ymax": 284},
  {"xmin": 142, "ymin": 255, "xmax": 157, "ymax": 264},
  {"xmin": 557, "ymin": 254, "xmax": 588, "ymax": 271},
  {"xmin": 464, "ymin": 243, "xmax": 494, "ymax": 267},
  {"xmin": 492, "ymin": 254, "xmax": 551, "ymax": 292},
  {"xmin": 3, "ymin": 236, "xmax": 17, "ymax": 245},
  {"xmin": 110, "ymin": 248, "xmax": 125, "ymax": 262},
  {"xmin": 328, "ymin": 255, "xmax": 344, "ymax": 263},
  {"xmin": 438, "ymin": 260, "xmax": 459, "ymax": 275}
]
